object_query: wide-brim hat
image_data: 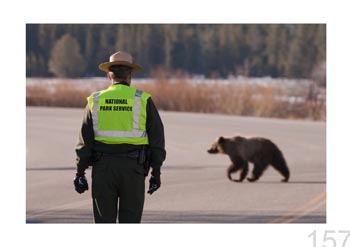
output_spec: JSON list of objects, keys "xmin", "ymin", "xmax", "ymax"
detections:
[{"xmin": 98, "ymin": 51, "xmax": 142, "ymax": 73}]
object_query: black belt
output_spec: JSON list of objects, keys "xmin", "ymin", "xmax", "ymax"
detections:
[{"xmin": 93, "ymin": 149, "xmax": 140, "ymax": 161}]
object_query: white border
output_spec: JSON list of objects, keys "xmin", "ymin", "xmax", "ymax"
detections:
[{"xmin": 2, "ymin": 0, "xmax": 349, "ymax": 246}]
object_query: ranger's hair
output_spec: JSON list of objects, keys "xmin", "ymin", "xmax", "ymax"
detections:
[{"xmin": 109, "ymin": 65, "xmax": 132, "ymax": 80}]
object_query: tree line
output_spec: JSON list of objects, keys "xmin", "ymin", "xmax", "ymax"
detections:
[{"xmin": 26, "ymin": 24, "xmax": 326, "ymax": 85}]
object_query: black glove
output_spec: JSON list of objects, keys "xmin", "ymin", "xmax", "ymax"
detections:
[
  {"xmin": 73, "ymin": 173, "xmax": 89, "ymax": 194},
  {"xmin": 148, "ymin": 176, "xmax": 161, "ymax": 194},
  {"xmin": 147, "ymin": 168, "xmax": 161, "ymax": 195}
]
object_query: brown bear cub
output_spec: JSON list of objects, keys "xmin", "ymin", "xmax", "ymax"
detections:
[{"xmin": 207, "ymin": 136, "xmax": 290, "ymax": 182}]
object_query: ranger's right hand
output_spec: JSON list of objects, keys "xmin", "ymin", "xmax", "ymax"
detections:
[{"xmin": 73, "ymin": 173, "xmax": 89, "ymax": 194}]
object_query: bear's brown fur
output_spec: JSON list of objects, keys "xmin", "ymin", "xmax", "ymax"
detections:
[{"xmin": 207, "ymin": 136, "xmax": 290, "ymax": 182}]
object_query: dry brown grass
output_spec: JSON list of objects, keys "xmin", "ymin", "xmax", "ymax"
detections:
[
  {"xmin": 26, "ymin": 81, "xmax": 104, "ymax": 108},
  {"xmin": 26, "ymin": 78, "xmax": 326, "ymax": 121}
]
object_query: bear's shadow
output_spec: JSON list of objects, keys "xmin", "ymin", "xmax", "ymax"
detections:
[{"xmin": 236, "ymin": 180, "xmax": 326, "ymax": 184}]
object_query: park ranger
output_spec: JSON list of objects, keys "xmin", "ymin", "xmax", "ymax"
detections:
[{"xmin": 73, "ymin": 51, "xmax": 166, "ymax": 223}]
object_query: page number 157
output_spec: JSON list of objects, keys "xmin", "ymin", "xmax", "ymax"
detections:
[{"xmin": 308, "ymin": 230, "xmax": 350, "ymax": 247}]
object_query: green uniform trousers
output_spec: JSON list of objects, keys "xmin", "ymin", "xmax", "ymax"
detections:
[{"xmin": 91, "ymin": 154, "xmax": 145, "ymax": 223}]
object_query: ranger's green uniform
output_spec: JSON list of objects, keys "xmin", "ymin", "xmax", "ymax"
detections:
[{"xmin": 75, "ymin": 81, "xmax": 166, "ymax": 223}]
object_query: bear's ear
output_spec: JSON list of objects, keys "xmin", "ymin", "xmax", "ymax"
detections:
[{"xmin": 218, "ymin": 136, "xmax": 225, "ymax": 144}]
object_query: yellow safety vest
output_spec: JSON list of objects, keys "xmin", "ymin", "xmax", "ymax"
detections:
[{"xmin": 87, "ymin": 83, "xmax": 150, "ymax": 145}]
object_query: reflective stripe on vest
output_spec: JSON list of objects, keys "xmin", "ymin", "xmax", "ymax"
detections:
[{"xmin": 89, "ymin": 85, "xmax": 150, "ymax": 144}]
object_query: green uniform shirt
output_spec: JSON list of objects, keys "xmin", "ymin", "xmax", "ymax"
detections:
[{"xmin": 75, "ymin": 82, "xmax": 166, "ymax": 174}]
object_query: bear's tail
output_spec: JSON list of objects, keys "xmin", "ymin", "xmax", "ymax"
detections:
[{"xmin": 271, "ymin": 146, "xmax": 290, "ymax": 182}]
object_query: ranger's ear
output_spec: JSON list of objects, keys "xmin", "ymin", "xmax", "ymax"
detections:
[{"xmin": 218, "ymin": 136, "xmax": 225, "ymax": 144}]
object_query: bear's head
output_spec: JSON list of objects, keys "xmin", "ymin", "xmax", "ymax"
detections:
[
  {"xmin": 207, "ymin": 136, "xmax": 227, "ymax": 154},
  {"xmin": 207, "ymin": 136, "xmax": 245, "ymax": 154}
]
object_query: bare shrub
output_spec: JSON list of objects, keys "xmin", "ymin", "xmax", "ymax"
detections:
[
  {"xmin": 26, "ymin": 78, "xmax": 326, "ymax": 120},
  {"xmin": 26, "ymin": 81, "xmax": 99, "ymax": 108}
]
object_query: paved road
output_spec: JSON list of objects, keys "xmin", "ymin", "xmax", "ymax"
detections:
[{"xmin": 26, "ymin": 107, "xmax": 326, "ymax": 223}]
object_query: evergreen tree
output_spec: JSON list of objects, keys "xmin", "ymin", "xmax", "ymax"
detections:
[
  {"xmin": 26, "ymin": 24, "xmax": 326, "ymax": 81},
  {"xmin": 48, "ymin": 33, "xmax": 86, "ymax": 78}
]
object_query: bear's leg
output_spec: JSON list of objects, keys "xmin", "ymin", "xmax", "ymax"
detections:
[
  {"xmin": 226, "ymin": 163, "xmax": 241, "ymax": 182},
  {"xmin": 234, "ymin": 161, "xmax": 249, "ymax": 182},
  {"xmin": 271, "ymin": 155, "xmax": 290, "ymax": 182},
  {"xmin": 247, "ymin": 164, "xmax": 264, "ymax": 182},
  {"xmin": 271, "ymin": 162, "xmax": 290, "ymax": 182}
]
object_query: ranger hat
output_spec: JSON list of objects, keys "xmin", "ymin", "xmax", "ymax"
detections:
[{"xmin": 99, "ymin": 51, "xmax": 142, "ymax": 73}]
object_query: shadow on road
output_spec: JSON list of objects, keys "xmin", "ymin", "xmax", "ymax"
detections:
[
  {"xmin": 287, "ymin": 181, "xmax": 326, "ymax": 184},
  {"xmin": 26, "ymin": 209, "xmax": 326, "ymax": 224},
  {"xmin": 250, "ymin": 180, "xmax": 326, "ymax": 185},
  {"xmin": 26, "ymin": 164, "xmax": 223, "ymax": 171},
  {"xmin": 27, "ymin": 166, "xmax": 75, "ymax": 171},
  {"xmin": 26, "ymin": 209, "xmax": 94, "ymax": 223},
  {"xmin": 142, "ymin": 211, "xmax": 326, "ymax": 223}
]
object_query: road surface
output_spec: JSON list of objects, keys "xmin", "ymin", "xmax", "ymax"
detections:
[{"xmin": 26, "ymin": 107, "xmax": 326, "ymax": 223}]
